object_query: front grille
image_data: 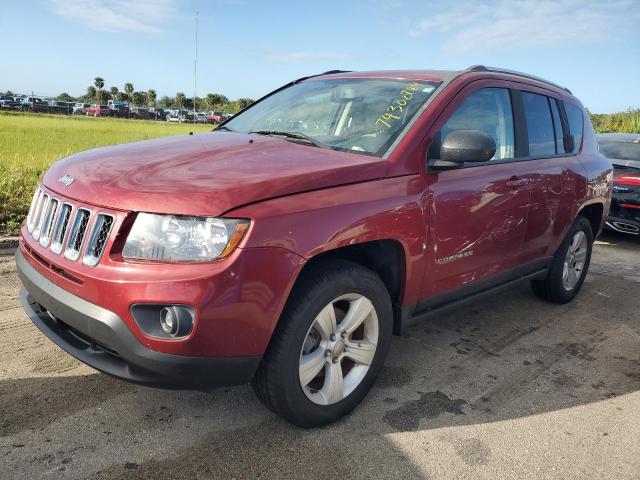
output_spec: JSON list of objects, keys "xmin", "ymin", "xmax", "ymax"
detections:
[{"xmin": 25, "ymin": 186, "xmax": 116, "ymax": 267}]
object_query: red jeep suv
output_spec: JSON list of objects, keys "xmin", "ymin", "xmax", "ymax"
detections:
[{"xmin": 17, "ymin": 66, "xmax": 612, "ymax": 427}]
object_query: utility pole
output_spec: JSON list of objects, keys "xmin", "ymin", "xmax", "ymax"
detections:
[{"xmin": 193, "ymin": 11, "xmax": 198, "ymax": 124}]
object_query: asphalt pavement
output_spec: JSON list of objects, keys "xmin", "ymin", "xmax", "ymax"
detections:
[{"xmin": 1, "ymin": 231, "xmax": 639, "ymax": 479}]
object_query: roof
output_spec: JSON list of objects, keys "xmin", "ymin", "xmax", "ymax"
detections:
[{"xmin": 307, "ymin": 66, "xmax": 574, "ymax": 97}]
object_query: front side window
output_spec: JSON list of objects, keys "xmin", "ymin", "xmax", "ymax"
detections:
[
  {"xmin": 224, "ymin": 78, "xmax": 440, "ymax": 156},
  {"xmin": 565, "ymin": 103, "xmax": 584, "ymax": 154},
  {"xmin": 435, "ymin": 87, "xmax": 515, "ymax": 161},
  {"xmin": 522, "ymin": 91, "xmax": 556, "ymax": 156}
]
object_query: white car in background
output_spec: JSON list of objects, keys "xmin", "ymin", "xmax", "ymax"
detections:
[{"xmin": 73, "ymin": 103, "xmax": 91, "ymax": 115}]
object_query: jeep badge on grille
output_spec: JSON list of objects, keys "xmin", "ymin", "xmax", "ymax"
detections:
[{"xmin": 58, "ymin": 174, "xmax": 75, "ymax": 187}]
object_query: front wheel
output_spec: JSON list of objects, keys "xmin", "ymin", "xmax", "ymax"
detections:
[
  {"xmin": 531, "ymin": 215, "xmax": 593, "ymax": 303},
  {"xmin": 251, "ymin": 260, "xmax": 393, "ymax": 427}
]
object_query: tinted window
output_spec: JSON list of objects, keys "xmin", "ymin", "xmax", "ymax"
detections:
[
  {"xmin": 565, "ymin": 103, "xmax": 583, "ymax": 153},
  {"xmin": 439, "ymin": 88, "xmax": 515, "ymax": 161},
  {"xmin": 598, "ymin": 141, "xmax": 640, "ymax": 161},
  {"xmin": 522, "ymin": 92, "xmax": 555, "ymax": 156},
  {"xmin": 549, "ymin": 98, "xmax": 565, "ymax": 154}
]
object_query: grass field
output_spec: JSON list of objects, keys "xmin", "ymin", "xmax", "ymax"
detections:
[{"xmin": 0, "ymin": 111, "xmax": 212, "ymax": 235}]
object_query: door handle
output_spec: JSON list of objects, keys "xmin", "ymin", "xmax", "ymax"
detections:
[{"xmin": 505, "ymin": 177, "xmax": 528, "ymax": 188}]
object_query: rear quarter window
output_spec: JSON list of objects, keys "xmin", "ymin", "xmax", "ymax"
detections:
[{"xmin": 564, "ymin": 103, "xmax": 584, "ymax": 154}]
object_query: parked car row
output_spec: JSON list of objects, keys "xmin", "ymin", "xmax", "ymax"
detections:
[{"xmin": 0, "ymin": 94, "xmax": 234, "ymax": 123}]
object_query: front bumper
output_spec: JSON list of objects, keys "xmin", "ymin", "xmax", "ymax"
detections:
[
  {"xmin": 16, "ymin": 249, "xmax": 261, "ymax": 389},
  {"xmin": 605, "ymin": 215, "xmax": 640, "ymax": 235}
]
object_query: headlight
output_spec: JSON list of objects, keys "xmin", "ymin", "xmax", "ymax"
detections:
[{"xmin": 122, "ymin": 213, "xmax": 249, "ymax": 262}]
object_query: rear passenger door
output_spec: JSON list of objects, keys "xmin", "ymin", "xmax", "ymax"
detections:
[{"xmin": 516, "ymin": 89, "xmax": 584, "ymax": 263}]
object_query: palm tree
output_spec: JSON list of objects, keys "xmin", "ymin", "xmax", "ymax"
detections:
[
  {"xmin": 124, "ymin": 83, "xmax": 134, "ymax": 102},
  {"xmin": 132, "ymin": 91, "xmax": 145, "ymax": 107},
  {"xmin": 110, "ymin": 86, "xmax": 119, "ymax": 100},
  {"xmin": 86, "ymin": 86, "xmax": 97, "ymax": 103},
  {"xmin": 146, "ymin": 89, "xmax": 157, "ymax": 107},
  {"xmin": 175, "ymin": 92, "xmax": 186, "ymax": 109},
  {"xmin": 93, "ymin": 77, "xmax": 105, "ymax": 104}
]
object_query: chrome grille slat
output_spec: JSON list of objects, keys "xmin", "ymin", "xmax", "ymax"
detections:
[
  {"xmin": 32, "ymin": 194, "xmax": 50, "ymax": 241},
  {"xmin": 51, "ymin": 203, "xmax": 73, "ymax": 254},
  {"xmin": 39, "ymin": 198, "xmax": 59, "ymax": 248},
  {"xmin": 64, "ymin": 209, "xmax": 91, "ymax": 261},
  {"xmin": 26, "ymin": 188, "xmax": 42, "ymax": 232},
  {"xmin": 83, "ymin": 214, "xmax": 114, "ymax": 267}
]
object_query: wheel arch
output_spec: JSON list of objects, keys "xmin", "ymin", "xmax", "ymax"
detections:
[
  {"xmin": 577, "ymin": 201, "xmax": 604, "ymax": 237},
  {"xmin": 285, "ymin": 239, "xmax": 407, "ymax": 336}
]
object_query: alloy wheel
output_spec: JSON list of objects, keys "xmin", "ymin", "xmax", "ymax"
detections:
[
  {"xmin": 562, "ymin": 230, "xmax": 588, "ymax": 290},
  {"xmin": 299, "ymin": 293, "xmax": 379, "ymax": 405}
]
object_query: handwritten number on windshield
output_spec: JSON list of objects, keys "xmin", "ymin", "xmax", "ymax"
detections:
[{"xmin": 375, "ymin": 83, "xmax": 422, "ymax": 128}]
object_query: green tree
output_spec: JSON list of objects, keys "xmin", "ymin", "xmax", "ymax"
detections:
[
  {"xmin": 131, "ymin": 91, "xmax": 146, "ymax": 107},
  {"xmin": 110, "ymin": 86, "xmax": 119, "ymax": 100},
  {"xmin": 205, "ymin": 93, "xmax": 229, "ymax": 111},
  {"xmin": 56, "ymin": 92, "xmax": 74, "ymax": 102},
  {"xmin": 175, "ymin": 92, "xmax": 186, "ymax": 109},
  {"xmin": 96, "ymin": 90, "xmax": 109, "ymax": 105},
  {"xmin": 86, "ymin": 86, "xmax": 97, "ymax": 103},
  {"xmin": 237, "ymin": 98, "xmax": 254, "ymax": 110},
  {"xmin": 146, "ymin": 89, "xmax": 157, "ymax": 107},
  {"xmin": 93, "ymin": 77, "xmax": 105, "ymax": 104},
  {"xmin": 158, "ymin": 96, "xmax": 173, "ymax": 108},
  {"xmin": 124, "ymin": 83, "xmax": 134, "ymax": 102}
]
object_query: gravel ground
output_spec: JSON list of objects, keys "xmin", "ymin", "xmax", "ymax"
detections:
[{"xmin": 0, "ymin": 231, "xmax": 639, "ymax": 479}]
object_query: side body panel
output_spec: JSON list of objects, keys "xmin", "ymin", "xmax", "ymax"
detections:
[{"xmin": 230, "ymin": 175, "xmax": 430, "ymax": 307}]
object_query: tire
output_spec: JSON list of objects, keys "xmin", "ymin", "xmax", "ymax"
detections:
[
  {"xmin": 251, "ymin": 259, "xmax": 393, "ymax": 427},
  {"xmin": 531, "ymin": 215, "xmax": 593, "ymax": 304}
]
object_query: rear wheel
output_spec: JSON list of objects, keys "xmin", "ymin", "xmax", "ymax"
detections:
[
  {"xmin": 251, "ymin": 260, "xmax": 393, "ymax": 427},
  {"xmin": 531, "ymin": 215, "xmax": 593, "ymax": 303}
]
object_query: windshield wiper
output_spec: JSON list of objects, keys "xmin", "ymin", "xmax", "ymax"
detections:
[
  {"xmin": 215, "ymin": 125, "xmax": 234, "ymax": 132},
  {"xmin": 249, "ymin": 130, "xmax": 327, "ymax": 149}
]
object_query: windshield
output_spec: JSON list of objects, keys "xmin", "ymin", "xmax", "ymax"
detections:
[
  {"xmin": 599, "ymin": 141, "xmax": 640, "ymax": 161},
  {"xmin": 224, "ymin": 78, "xmax": 440, "ymax": 156}
]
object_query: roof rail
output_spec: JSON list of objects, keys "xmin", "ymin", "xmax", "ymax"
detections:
[
  {"xmin": 466, "ymin": 65, "xmax": 572, "ymax": 94},
  {"xmin": 292, "ymin": 70, "xmax": 352, "ymax": 84}
]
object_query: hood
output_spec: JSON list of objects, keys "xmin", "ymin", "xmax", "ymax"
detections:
[{"xmin": 42, "ymin": 132, "xmax": 387, "ymax": 216}]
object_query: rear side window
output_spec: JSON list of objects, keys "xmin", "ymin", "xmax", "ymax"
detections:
[
  {"xmin": 439, "ymin": 87, "xmax": 515, "ymax": 161},
  {"xmin": 549, "ymin": 99, "xmax": 565, "ymax": 154},
  {"xmin": 522, "ymin": 92, "xmax": 555, "ymax": 156},
  {"xmin": 565, "ymin": 103, "xmax": 584, "ymax": 153}
]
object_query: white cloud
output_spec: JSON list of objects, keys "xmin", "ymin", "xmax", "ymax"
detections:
[
  {"xmin": 262, "ymin": 51, "xmax": 350, "ymax": 63},
  {"xmin": 408, "ymin": 0, "xmax": 639, "ymax": 53},
  {"xmin": 50, "ymin": 0, "xmax": 177, "ymax": 33}
]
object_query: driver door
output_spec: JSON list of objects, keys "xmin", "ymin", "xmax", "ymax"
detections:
[{"xmin": 421, "ymin": 86, "xmax": 532, "ymax": 301}]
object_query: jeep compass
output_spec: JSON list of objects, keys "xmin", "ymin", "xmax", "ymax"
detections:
[{"xmin": 17, "ymin": 66, "xmax": 612, "ymax": 427}]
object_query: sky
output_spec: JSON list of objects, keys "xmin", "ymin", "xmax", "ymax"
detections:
[{"xmin": 1, "ymin": 0, "xmax": 639, "ymax": 113}]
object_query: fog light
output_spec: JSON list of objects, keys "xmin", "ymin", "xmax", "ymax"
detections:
[{"xmin": 159, "ymin": 306, "xmax": 193, "ymax": 337}]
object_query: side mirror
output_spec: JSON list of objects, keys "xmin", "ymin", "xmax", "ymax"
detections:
[{"xmin": 430, "ymin": 130, "xmax": 496, "ymax": 169}]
